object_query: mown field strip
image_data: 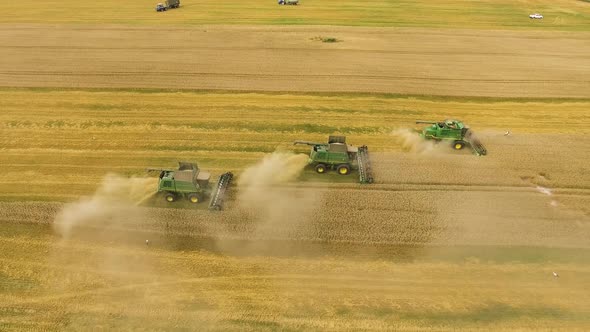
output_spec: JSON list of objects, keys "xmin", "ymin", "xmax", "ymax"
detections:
[
  {"xmin": 2, "ymin": 171, "xmax": 589, "ymax": 248},
  {"xmin": 2, "ymin": 25, "xmax": 589, "ymax": 96}
]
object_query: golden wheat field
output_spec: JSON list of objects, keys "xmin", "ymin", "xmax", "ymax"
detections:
[
  {"xmin": 1, "ymin": 88, "xmax": 590, "ymax": 330},
  {"xmin": 2, "ymin": 0, "xmax": 590, "ymax": 330}
]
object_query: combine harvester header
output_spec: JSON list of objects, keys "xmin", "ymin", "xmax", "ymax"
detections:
[
  {"xmin": 208, "ymin": 172, "xmax": 233, "ymax": 211},
  {"xmin": 356, "ymin": 145, "xmax": 373, "ymax": 184}
]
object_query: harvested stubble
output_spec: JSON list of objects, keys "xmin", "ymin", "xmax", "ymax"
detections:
[
  {"xmin": 2, "ymin": 220, "xmax": 590, "ymax": 331},
  {"xmin": 1, "ymin": 25, "xmax": 590, "ymax": 97}
]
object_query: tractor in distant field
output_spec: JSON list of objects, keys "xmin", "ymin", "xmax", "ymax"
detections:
[
  {"xmin": 147, "ymin": 162, "xmax": 233, "ymax": 210},
  {"xmin": 294, "ymin": 136, "xmax": 374, "ymax": 183},
  {"xmin": 416, "ymin": 119, "xmax": 487, "ymax": 156},
  {"xmin": 156, "ymin": 0, "xmax": 180, "ymax": 12},
  {"xmin": 278, "ymin": 0, "xmax": 299, "ymax": 5}
]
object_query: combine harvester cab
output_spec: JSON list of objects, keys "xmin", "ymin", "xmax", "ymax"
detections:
[
  {"xmin": 294, "ymin": 135, "xmax": 374, "ymax": 184},
  {"xmin": 147, "ymin": 162, "xmax": 233, "ymax": 210},
  {"xmin": 416, "ymin": 119, "xmax": 487, "ymax": 156}
]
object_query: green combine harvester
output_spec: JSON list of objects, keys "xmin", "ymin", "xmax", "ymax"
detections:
[
  {"xmin": 147, "ymin": 162, "xmax": 233, "ymax": 210},
  {"xmin": 294, "ymin": 136, "xmax": 374, "ymax": 184},
  {"xmin": 416, "ymin": 119, "xmax": 487, "ymax": 156}
]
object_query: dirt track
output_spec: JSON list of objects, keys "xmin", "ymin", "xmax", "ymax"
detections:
[{"xmin": 1, "ymin": 25, "xmax": 589, "ymax": 97}]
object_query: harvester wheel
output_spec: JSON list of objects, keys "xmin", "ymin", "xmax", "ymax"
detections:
[
  {"xmin": 188, "ymin": 193, "xmax": 201, "ymax": 204},
  {"xmin": 315, "ymin": 164, "xmax": 327, "ymax": 174},
  {"xmin": 453, "ymin": 141, "xmax": 465, "ymax": 150},
  {"xmin": 337, "ymin": 164, "xmax": 350, "ymax": 175},
  {"xmin": 164, "ymin": 193, "xmax": 176, "ymax": 202}
]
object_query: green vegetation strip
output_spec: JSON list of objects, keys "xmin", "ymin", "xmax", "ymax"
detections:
[
  {"xmin": 4, "ymin": 0, "xmax": 590, "ymax": 30},
  {"xmin": 3, "ymin": 87, "xmax": 590, "ymax": 103}
]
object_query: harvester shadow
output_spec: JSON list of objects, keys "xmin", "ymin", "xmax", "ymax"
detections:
[
  {"xmin": 297, "ymin": 167, "xmax": 362, "ymax": 184},
  {"xmin": 139, "ymin": 192, "xmax": 212, "ymax": 210}
]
